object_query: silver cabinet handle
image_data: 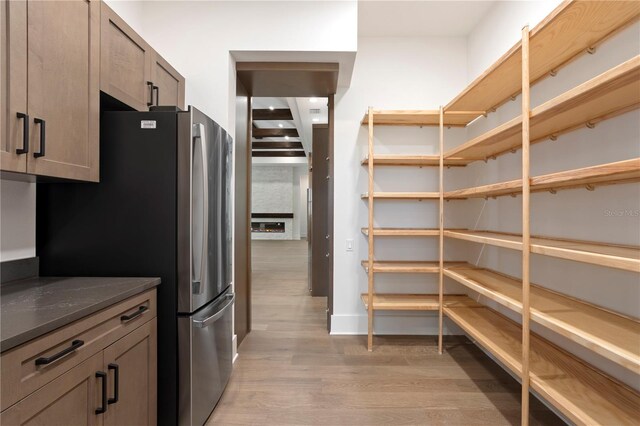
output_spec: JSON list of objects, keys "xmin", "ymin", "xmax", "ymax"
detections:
[{"xmin": 192, "ymin": 294, "xmax": 235, "ymax": 328}]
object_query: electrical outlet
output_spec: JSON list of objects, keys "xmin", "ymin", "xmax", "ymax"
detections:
[{"xmin": 346, "ymin": 239, "xmax": 354, "ymax": 251}]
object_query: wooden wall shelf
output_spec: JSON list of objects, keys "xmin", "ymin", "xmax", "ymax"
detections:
[
  {"xmin": 445, "ymin": 57, "xmax": 640, "ymax": 162},
  {"xmin": 445, "ymin": 1, "xmax": 640, "ymax": 120},
  {"xmin": 357, "ymin": 4, "xmax": 640, "ymax": 423},
  {"xmin": 360, "ymin": 260, "xmax": 468, "ymax": 274},
  {"xmin": 445, "ymin": 158, "xmax": 640, "ymax": 199},
  {"xmin": 444, "ymin": 229, "xmax": 640, "ymax": 272},
  {"xmin": 443, "ymin": 265, "xmax": 640, "ymax": 372},
  {"xmin": 361, "ymin": 294, "xmax": 439, "ymax": 311},
  {"xmin": 361, "ymin": 155, "xmax": 466, "ymax": 167},
  {"xmin": 360, "ymin": 110, "xmax": 476, "ymax": 127},
  {"xmin": 362, "ymin": 294, "xmax": 468, "ymax": 311},
  {"xmin": 361, "ymin": 192, "xmax": 439, "ymax": 200},
  {"xmin": 444, "ymin": 297, "xmax": 640, "ymax": 425},
  {"xmin": 361, "ymin": 228, "xmax": 440, "ymax": 237}
]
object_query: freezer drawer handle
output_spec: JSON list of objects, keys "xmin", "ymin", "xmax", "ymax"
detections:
[
  {"xmin": 35, "ymin": 339, "xmax": 84, "ymax": 366},
  {"xmin": 192, "ymin": 294, "xmax": 235, "ymax": 328},
  {"xmin": 120, "ymin": 305, "xmax": 148, "ymax": 322}
]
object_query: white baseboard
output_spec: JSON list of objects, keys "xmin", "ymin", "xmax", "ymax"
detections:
[{"xmin": 330, "ymin": 313, "xmax": 463, "ymax": 335}]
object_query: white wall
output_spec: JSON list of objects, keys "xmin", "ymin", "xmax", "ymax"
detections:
[
  {"xmin": 0, "ymin": 180, "xmax": 36, "ymax": 261},
  {"xmin": 251, "ymin": 165, "xmax": 308, "ymax": 240},
  {"xmin": 298, "ymin": 171, "xmax": 309, "ymax": 239},
  {"xmin": 109, "ymin": 0, "xmax": 358, "ymax": 132},
  {"xmin": 448, "ymin": 1, "xmax": 640, "ymax": 389},
  {"xmin": 332, "ymin": 36, "xmax": 471, "ymax": 335}
]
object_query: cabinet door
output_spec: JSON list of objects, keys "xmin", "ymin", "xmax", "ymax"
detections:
[
  {"xmin": 103, "ymin": 318, "xmax": 157, "ymax": 426},
  {"xmin": 0, "ymin": 352, "xmax": 104, "ymax": 426},
  {"xmin": 26, "ymin": 0, "xmax": 100, "ymax": 181},
  {"xmin": 100, "ymin": 3, "xmax": 153, "ymax": 111},
  {"xmin": 0, "ymin": 0, "xmax": 28, "ymax": 173},
  {"xmin": 150, "ymin": 51, "xmax": 185, "ymax": 109}
]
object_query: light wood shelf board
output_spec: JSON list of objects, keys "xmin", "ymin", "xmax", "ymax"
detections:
[
  {"xmin": 443, "ymin": 229, "xmax": 640, "ymax": 272},
  {"xmin": 361, "ymin": 155, "xmax": 467, "ymax": 167},
  {"xmin": 443, "ymin": 297, "xmax": 640, "ymax": 426},
  {"xmin": 445, "ymin": 1, "xmax": 640, "ymax": 118},
  {"xmin": 361, "ymin": 293, "xmax": 468, "ymax": 311},
  {"xmin": 361, "ymin": 192, "xmax": 440, "ymax": 200},
  {"xmin": 443, "ymin": 265, "xmax": 640, "ymax": 372},
  {"xmin": 444, "ymin": 158, "xmax": 640, "ymax": 199},
  {"xmin": 445, "ymin": 56, "xmax": 640, "ymax": 161},
  {"xmin": 360, "ymin": 228, "xmax": 440, "ymax": 237},
  {"xmin": 360, "ymin": 260, "xmax": 469, "ymax": 273},
  {"xmin": 360, "ymin": 110, "xmax": 476, "ymax": 127}
]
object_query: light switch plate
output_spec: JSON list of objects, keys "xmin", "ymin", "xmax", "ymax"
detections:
[{"xmin": 346, "ymin": 239, "xmax": 354, "ymax": 251}]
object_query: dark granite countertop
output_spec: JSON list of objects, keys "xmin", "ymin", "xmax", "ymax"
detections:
[{"xmin": 1, "ymin": 276, "xmax": 160, "ymax": 352}]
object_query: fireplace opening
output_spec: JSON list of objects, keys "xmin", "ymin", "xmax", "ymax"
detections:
[{"xmin": 251, "ymin": 221, "xmax": 285, "ymax": 233}]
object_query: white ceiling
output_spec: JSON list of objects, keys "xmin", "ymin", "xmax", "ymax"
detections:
[{"xmin": 358, "ymin": 1, "xmax": 495, "ymax": 37}]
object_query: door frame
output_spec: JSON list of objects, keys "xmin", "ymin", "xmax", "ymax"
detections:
[{"xmin": 234, "ymin": 62, "xmax": 337, "ymax": 345}]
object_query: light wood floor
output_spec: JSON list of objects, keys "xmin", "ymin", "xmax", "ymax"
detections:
[{"xmin": 208, "ymin": 240, "xmax": 562, "ymax": 425}]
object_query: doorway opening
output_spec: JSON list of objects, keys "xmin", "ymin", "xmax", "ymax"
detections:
[{"xmin": 234, "ymin": 63, "xmax": 337, "ymax": 347}]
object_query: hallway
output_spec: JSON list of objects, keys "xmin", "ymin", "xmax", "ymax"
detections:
[{"xmin": 208, "ymin": 240, "xmax": 561, "ymax": 425}]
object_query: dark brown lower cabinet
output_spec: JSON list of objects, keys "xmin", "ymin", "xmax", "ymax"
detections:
[
  {"xmin": 0, "ymin": 352, "xmax": 103, "ymax": 426},
  {"xmin": 104, "ymin": 319, "xmax": 157, "ymax": 426},
  {"xmin": 0, "ymin": 291, "xmax": 157, "ymax": 426}
]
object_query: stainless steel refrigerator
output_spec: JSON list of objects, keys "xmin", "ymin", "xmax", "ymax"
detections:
[{"xmin": 37, "ymin": 106, "xmax": 234, "ymax": 426}]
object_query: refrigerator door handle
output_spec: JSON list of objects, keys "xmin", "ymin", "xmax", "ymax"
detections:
[
  {"xmin": 192, "ymin": 123, "xmax": 209, "ymax": 295},
  {"xmin": 192, "ymin": 293, "xmax": 235, "ymax": 328}
]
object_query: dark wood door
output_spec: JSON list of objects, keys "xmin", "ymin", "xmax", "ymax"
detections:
[
  {"xmin": 26, "ymin": 0, "xmax": 100, "ymax": 181},
  {"xmin": 311, "ymin": 124, "xmax": 329, "ymax": 298},
  {"xmin": 100, "ymin": 2, "xmax": 153, "ymax": 111},
  {"xmin": 326, "ymin": 94, "xmax": 334, "ymax": 331},
  {"xmin": 0, "ymin": 0, "xmax": 28, "ymax": 173},
  {"xmin": 234, "ymin": 80, "xmax": 251, "ymax": 345},
  {"xmin": 103, "ymin": 319, "xmax": 157, "ymax": 426}
]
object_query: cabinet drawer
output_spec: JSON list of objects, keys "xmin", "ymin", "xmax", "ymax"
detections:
[{"xmin": 1, "ymin": 289, "xmax": 156, "ymax": 411}]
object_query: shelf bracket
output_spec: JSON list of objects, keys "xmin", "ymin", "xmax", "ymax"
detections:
[
  {"xmin": 549, "ymin": 188, "xmax": 557, "ymax": 195},
  {"xmin": 510, "ymin": 193, "xmax": 517, "ymax": 198},
  {"xmin": 549, "ymin": 134, "xmax": 558, "ymax": 141},
  {"xmin": 586, "ymin": 121, "xmax": 596, "ymax": 129},
  {"xmin": 586, "ymin": 46, "xmax": 596, "ymax": 54},
  {"xmin": 510, "ymin": 95, "xmax": 517, "ymax": 102},
  {"xmin": 489, "ymin": 155, "xmax": 497, "ymax": 160},
  {"xmin": 586, "ymin": 184, "xmax": 596, "ymax": 191},
  {"xmin": 549, "ymin": 69, "xmax": 558, "ymax": 77},
  {"xmin": 510, "ymin": 148, "xmax": 517, "ymax": 154}
]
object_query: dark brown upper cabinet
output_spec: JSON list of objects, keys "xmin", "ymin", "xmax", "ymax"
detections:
[
  {"xmin": 1, "ymin": 0, "xmax": 100, "ymax": 182},
  {"xmin": 101, "ymin": 3, "xmax": 185, "ymax": 111}
]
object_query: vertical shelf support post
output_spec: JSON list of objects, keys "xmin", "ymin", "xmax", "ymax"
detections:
[
  {"xmin": 438, "ymin": 106, "xmax": 445, "ymax": 354},
  {"xmin": 367, "ymin": 107, "xmax": 375, "ymax": 351},
  {"xmin": 521, "ymin": 25, "xmax": 532, "ymax": 426}
]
